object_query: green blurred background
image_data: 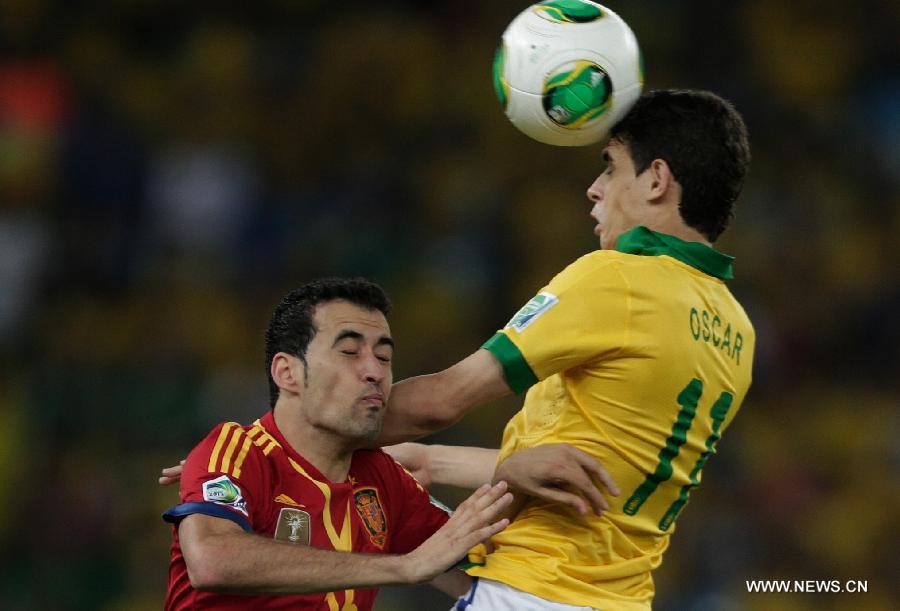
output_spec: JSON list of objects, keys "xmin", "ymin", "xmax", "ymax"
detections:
[{"xmin": 0, "ymin": 0, "xmax": 897, "ymax": 609}]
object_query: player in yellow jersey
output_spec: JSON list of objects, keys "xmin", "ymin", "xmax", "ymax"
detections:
[{"xmin": 379, "ymin": 89, "xmax": 754, "ymax": 610}]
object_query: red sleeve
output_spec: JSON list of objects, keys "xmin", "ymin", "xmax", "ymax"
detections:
[
  {"xmin": 162, "ymin": 422, "xmax": 268, "ymax": 532},
  {"xmin": 377, "ymin": 453, "xmax": 450, "ymax": 554}
]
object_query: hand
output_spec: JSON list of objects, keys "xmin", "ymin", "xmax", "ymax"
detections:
[
  {"xmin": 383, "ymin": 443, "xmax": 432, "ymax": 486},
  {"xmin": 493, "ymin": 444, "xmax": 619, "ymax": 516},
  {"xmin": 159, "ymin": 460, "xmax": 186, "ymax": 486},
  {"xmin": 403, "ymin": 481, "xmax": 512, "ymax": 583}
]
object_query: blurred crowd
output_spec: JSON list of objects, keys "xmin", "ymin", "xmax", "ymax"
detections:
[{"xmin": 0, "ymin": 1, "xmax": 897, "ymax": 609}]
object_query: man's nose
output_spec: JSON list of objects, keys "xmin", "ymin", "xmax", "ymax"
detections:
[
  {"xmin": 360, "ymin": 353, "xmax": 386, "ymax": 384},
  {"xmin": 586, "ymin": 178, "xmax": 603, "ymax": 204}
]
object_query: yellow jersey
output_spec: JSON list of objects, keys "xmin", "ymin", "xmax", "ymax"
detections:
[{"xmin": 467, "ymin": 226, "xmax": 755, "ymax": 610}]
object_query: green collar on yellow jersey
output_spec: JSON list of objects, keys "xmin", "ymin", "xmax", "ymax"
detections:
[{"xmin": 614, "ymin": 226, "xmax": 735, "ymax": 280}]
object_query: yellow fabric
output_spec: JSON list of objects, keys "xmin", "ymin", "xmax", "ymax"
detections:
[{"xmin": 469, "ymin": 248, "xmax": 755, "ymax": 610}]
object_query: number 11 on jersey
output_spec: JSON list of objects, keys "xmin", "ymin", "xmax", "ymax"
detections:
[{"xmin": 623, "ymin": 378, "xmax": 734, "ymax": 531}]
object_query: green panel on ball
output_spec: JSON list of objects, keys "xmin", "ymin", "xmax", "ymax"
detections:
[
  {"xmin": 638, "ymin": 47, "xmax": 646, "ymax": 84},
  {"xmin": 542, "ymin": 61, "xmax": 612, "ymax": 127},
  {"xmin": 492, "ymin": 44, "xmax": 509, "ymax": 110},
  {"xmin": 534, "ymin": 0, "xmax": 604, "ymax": 23}
]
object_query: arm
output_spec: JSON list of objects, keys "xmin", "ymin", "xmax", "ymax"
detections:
[
  {"xmin": 384, "ymin": 443, "xmax": 499, "ymax": 489},
  {"xmin": 494, "ymin": 444, "xmax": 620, "ymax": 516},
  {"xmin": 180, "ymin": 514, "xmax": 407, "ymax": 593},
  {"xmin": 378, "ymin": 349, "xmax": 512, "ymax": 445},
  {"xmin": 387, "ymin": 442, "xmax": 620, "ymax": 516},
  {"xmin": 178, "ymin": 481, "xmax": 512, "ymax": 594}
]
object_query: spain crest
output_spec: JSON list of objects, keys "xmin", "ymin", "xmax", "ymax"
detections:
[{"xmin": 354, "ymin": 487, "xmax": 387, "ymax": 548}]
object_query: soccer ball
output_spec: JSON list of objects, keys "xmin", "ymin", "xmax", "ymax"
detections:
[{"xmin": 493, "ymin": 0, "xmax": 644, "ymax": 147}]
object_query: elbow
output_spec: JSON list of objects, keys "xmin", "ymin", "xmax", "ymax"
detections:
[
  {"xmin": 397, "ymin": 391, "xmax": 462, "ymax": 437},
  {"xmin": 392, "ymin": 364, "xmax": 486, "ymax": 438},
  {"xmin": 419, "ymin": 402, "xmax": 462, "ymax": 433},
  {"xmin": 178, "ymin": 514, "xmax": 247, "ymax": 592},
  {"xmin": 186, "ymin": 557, "xmax": 228, "ymax": 592},
  {"xmin": 183, "ymin": 537, "xmax": 235, "ymax": 592}
]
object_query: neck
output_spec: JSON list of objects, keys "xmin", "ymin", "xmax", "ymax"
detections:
[
  {"xmin": 636, "ymin": 190, "xmax": 712, "ymax": 246},
  {"xmin": 640, "ymin": 205, "xmax": 711, "ymax": 246},
  {"xmin": 273, "ymin": 403, "xmax": 356, "ymax": 482},
  {"xmin": 650, "ymin": 222, "xmax": 711, "ymax": 246}
]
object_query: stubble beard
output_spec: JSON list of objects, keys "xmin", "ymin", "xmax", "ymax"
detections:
[
  {"xmin": 328, "ymin": 400, "xmax": 384, "ymax": 443},
  {"xmin": 350, "ymin": 411, "xmax": 383, "ymax": 441}
]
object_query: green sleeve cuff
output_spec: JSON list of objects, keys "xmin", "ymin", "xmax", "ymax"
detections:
[
  {"xmin": 482, "ymin": 332, "xmax": 538, "ymax": 395},
  {"xmin": 456, "ymin": 558, "xmax": 484, "ymax": 571}
]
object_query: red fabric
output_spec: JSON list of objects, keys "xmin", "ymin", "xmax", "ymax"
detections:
[{"xmin": 164, "ymin": 411, "xmax": 449, "ymax": 610}]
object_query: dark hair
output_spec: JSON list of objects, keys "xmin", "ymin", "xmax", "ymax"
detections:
[
  {"xmin": 610, "ymin": 89, "xmax": 751, "ymax": 241},
  {"xmin": 264, "ymin": 277, "xmax": 391, "ymax": 407}
]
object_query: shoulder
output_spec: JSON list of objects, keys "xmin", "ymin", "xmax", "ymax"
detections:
[
  {"xmin": 193, "ymin": 420, "xmax": 270, "ymax": 453},
  {"xmin": 547, "ymin": 250, "xmax": 632, "ymax": 291},
  {"xmin": 556, "ymin": 249, "xmax": 716, "ymax": 290},
  {"xmin": 558, "ymin": 249, "xmax": 628, "ymax": 274},
  {"xmin": 189, "ymin": 420, "xmax": 280, "ymax": 479},
  {"xmin": 534, "ymin": 251, "xmax": 634, "ymax": 308},
  {"xmin": 190, "ymin": 421, "xmax": 244, "ymax": 457}
]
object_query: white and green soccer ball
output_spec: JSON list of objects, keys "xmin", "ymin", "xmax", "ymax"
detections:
[{"xmin": 493, "ymin": 0, "xmax": 644, "ymax": 146}]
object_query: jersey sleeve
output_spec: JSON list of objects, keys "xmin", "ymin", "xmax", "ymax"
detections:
[
  {"xmin": 162, "ymin": 422, "xmax": 268, "ymax": 533},
  {"xmin": 378, "ymin": 453, "xmax": 450, "ymax": 554},
  {"xmin": 484, "ymin": 253, "xmax": 630, "ymax": 393}
]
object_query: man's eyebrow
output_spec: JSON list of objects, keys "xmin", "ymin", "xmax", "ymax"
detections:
[
  {"xmin": 332, "ymin": 329, "xmax": 394, "ymax": 349},
  {"xmin": 375, "ymin": 336, "xmax": 395, "ymax": 349},
  {"xmin": 332, "ymin": 330, "xmax": 363, "ymax": 346},
  {"xmin": 602, "ymin": 150, "xmax": 612, "ymax": 164}
]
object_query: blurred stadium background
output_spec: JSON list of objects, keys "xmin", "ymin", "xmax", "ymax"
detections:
[{"xmin": 0, "ymin": 0, "xmax": 897, "ymax": 609}]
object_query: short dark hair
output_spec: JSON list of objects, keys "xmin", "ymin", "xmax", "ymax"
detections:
[
  {"xmin": 610, "ymin": 89, "xmax": 751, "ymax": 241},
  {"xmin": 264, "ymin": 277, "xmax": 391, "ymax": 407}
]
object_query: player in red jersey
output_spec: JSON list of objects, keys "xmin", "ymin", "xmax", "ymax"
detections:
[{"xmin": 163, "ymin": 278, "xmax": 512, "ymax": 610}]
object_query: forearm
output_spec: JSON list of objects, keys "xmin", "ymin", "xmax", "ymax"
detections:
[
  {"xmin": 180, "ymin": 482, "xmax": 513, "ymax": 595},
  {"xmin": 182, "ymin": 520, "xmax": 411, "ymax": 593},
  {"xmin": 427, "ymin": 445, "xmax": 500, "ymax": 489},
  {"xmin": 378, "ymin": 371, "xmax": 455, "ymax": 444},
  {"xmin": 378, "ymin": 349, "xmax": 511, "ymax": 445}
]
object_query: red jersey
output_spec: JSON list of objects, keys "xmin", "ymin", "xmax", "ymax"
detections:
[{"xmin": 163, "ymin": 411, "xmax": 449, "ymax": 610}]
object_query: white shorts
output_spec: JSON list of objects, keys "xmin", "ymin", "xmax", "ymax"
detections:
[{"xmin": 452, "ymin": 578, "xmax": 597, "ymax": 611}]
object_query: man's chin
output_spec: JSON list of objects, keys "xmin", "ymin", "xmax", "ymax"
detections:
[
  {"xmin": 600, "ymin": 228, "xmax": 623, "ymax": 250},
  {"xmin": 354, "ymin": 421, "xmax": 383, "ymax": 443},
  {"xmin": 593, "ymin": 226, "xmax": 612, "ymax": 250}
]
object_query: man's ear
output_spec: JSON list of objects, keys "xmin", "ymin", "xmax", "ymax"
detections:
[
  {"xmin": 645, "ymin": 158, "xmax": 676, "ymax": 203},
  {"xmin": 271, "ymin": 352, "xmax": 305, "ymax": 395}
]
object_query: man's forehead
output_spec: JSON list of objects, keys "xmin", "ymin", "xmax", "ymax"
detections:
[
  {"xmin": 313, "ymin": 300, "xmax": 390, "ymax": 333},
  {"xmin": 604, "ymin": 138, "xmax": 627, "ymax": 157}
]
